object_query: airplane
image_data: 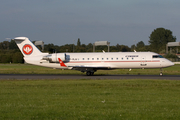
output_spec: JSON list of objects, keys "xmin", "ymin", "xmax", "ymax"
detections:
[{"xmin": 12, "ymin": 37, "xmax": 174, "ymax": 76}]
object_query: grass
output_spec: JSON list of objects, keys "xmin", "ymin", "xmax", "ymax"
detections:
[
  {"xmin": 0, "ymin": 64, "xmax": 180, "ymax": 75},
  {"xmin": 0, "ymin": 79, "xmax": 180, "ymax": 119},
  {"xmin": 0, "ymin": 64, "xmax": 180, "ymax": 119}
]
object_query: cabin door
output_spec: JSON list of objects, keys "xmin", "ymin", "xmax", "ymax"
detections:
[{"xmin": 141, "ymin": 56, "xmax": 147, "ymax": 67}]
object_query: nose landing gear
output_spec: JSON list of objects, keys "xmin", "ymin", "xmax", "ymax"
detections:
[{"xmin": 160, "ymin": 68, "xmax": 163, "ymax": 76}]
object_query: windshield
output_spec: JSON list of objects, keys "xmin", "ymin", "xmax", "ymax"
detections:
[{"xmin": 152, "ymin": 55, "xmax": 164, "ymax": 58}]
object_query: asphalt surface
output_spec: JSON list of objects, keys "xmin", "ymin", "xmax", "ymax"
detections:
[{"xmin": 0, "ymin": 74, "xmax": 180, "ymax": 80}]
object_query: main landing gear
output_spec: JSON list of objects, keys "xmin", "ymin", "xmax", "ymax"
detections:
[{"xmin": 80, "ymin": 69, "xmax": 96, "ymax": 76}]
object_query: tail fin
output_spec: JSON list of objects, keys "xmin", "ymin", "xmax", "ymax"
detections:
[{"xmin": 13, "ymin": 37, "xmax": 42, "ymax": 57}]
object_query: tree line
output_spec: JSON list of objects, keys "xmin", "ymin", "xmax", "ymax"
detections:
[{"xmin": 0, "ymin": 27, "xmax": 178, "ymax": 63}]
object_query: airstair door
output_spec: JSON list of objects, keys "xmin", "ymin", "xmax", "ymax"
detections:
[{"xmin": 141, "ymin": 56, "xmax": 147, "ymax": 67}]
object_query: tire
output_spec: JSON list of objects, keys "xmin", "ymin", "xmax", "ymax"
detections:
[{"xmin": 86, "ymin": 71, "xmax": 91, "ymax": 76}]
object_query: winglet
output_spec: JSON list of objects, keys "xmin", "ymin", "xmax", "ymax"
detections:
[{"xmin": 58, "ymin": 58, "xmax": 67, "ymax": 67}]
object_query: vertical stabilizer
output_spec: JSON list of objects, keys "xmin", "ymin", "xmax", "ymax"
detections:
[{"xmin": 13, "ymin": 37, "xmax": 42, "ymax": 57}]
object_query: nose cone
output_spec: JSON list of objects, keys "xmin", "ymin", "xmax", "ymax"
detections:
[
  {"xmin": 169, "ymin": 61, "xmax": 174, "ymax": 66},
  {"xmin": 166, "ymin": 60, "xmax": 174, "ymax": 67},
  {"xmin": 162, "ymin": 59, "xmax": 174, "ymax": 67}
]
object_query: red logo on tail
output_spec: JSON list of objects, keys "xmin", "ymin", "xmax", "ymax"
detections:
[{"xmin": 23, "ymin": 44, "xmax": 33, "ymax": 55}]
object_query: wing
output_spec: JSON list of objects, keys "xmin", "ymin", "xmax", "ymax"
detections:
[
  {"xmin": 71, "ymin": 66, "xmax": 113, "ymax": 73},
  {"xmin": 58, "ymin": 58, "xmax": 112, "ymax": 72}
]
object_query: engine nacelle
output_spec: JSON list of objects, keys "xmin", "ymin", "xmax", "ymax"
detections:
[{"xmin": 42, "ymin": 53, "xmax": 66, "ymax": 63}]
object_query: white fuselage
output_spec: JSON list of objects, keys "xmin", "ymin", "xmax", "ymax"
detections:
[{"xmin": 24, "ymin": 52, "xmax": 174, "ymax": 69}]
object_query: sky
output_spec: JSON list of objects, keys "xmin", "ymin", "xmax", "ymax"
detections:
[{"xmin": 0, "ymin": 0, "xmax": 180, "ymax": 47}]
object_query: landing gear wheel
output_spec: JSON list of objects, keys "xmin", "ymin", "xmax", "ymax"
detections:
[
  {"xmin": 86, "ymin": 71, "xmax": 94, "ymax": 76},
  {"xmin": 86, "ymin": 71, "xmax": 91, "ymax": 76},
  {"xmin": 90, "ymin": 72, "xmax": 94, "ymax": 76}
]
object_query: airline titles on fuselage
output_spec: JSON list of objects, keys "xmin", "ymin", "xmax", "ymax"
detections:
[{"xmin": 125, "ymin": 55, "xmax": 138, "ymax": 57}]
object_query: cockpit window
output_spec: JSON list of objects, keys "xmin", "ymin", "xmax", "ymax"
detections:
[{"xmin": 152, "ymin": 55, "xmax": 164, "ymax": 58}]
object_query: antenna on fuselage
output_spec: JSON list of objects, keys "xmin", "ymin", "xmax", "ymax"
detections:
[{"xmin": 133, "ymin": 40, "xmax": 137, "ymax": 52}]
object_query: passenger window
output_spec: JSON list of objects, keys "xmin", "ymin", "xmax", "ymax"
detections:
[
  {"xmin": 111, "ymin": 58, "xmax": 113, "ymax": 60},
  {"xmin": 92, "ymin": 58, "xmax": 94, "ymax": 60},
  {"xmin": 116, "ymin": 58, "xmax": 118, "ymax": 60},
  {"xmin": 97, "ymin": 58, "xmax": 99, "ymax": 60},
  {"xmin": 87, "ymin": 58, "xmax": 89, "ymax": 60},
  {"xmin": 82, "ymin": 58, "xmax": 84, "ymax": 60}
]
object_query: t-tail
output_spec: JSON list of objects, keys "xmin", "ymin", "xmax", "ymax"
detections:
[{"xmin": 13, "ymin": 37, "xmax": 43, "ymax": 57}]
